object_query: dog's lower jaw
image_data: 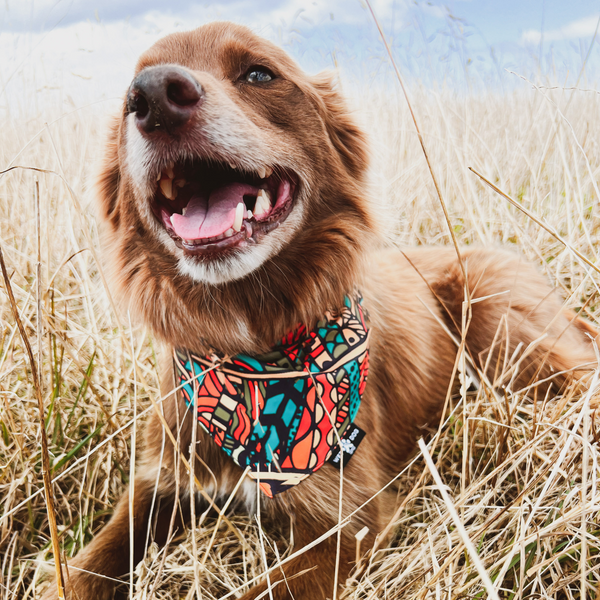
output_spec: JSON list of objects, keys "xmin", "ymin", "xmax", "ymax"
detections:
[
  {"xmin": 177, "ymin": 197, "xmax": 305, "ymax": 284},
  {"xmin": 176, "ymin": 236, "xmax": 280, "ymax": 284}
]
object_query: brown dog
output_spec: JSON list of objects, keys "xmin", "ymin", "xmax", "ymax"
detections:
[{"xmin": 41, "ymin": 22, "xmax": 596, "ymax": 600}]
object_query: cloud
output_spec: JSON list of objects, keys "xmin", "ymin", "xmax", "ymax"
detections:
[
  {"xmin": 0, "ymin": 0, "xmax": 405, "ymax": 32},
  {"xmin": 1, "ymin": 0, "xmax": 166, "ymax": 32},
  {"xmin": 522, "ymin": 14, "xmax": 600, "ymax": 45}
]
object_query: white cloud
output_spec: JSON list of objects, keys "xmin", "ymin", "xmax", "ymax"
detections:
[
  {"xmin": 0, "ymin": 17, "xmax": 175, "ymax": 115},
  {"xmin": 522, "ymin": 14, "xmax": 600, "ymax": 45},
  {"xmin": 0, "ymin": 0, "xmax": 405, "ymax": 32},
  {"xmin": 0, "ymin": 7, "xmax": 283, "ymax": 115},
  {"xmin": 421, "ymin": 4, "xmax": 447, "ymax": 20}
]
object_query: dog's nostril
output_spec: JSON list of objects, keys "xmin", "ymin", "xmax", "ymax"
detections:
[
  {"xmin": 166, "ymin": 80, "xmax": 201, "ymax": 107},
  {"xmin": 128, "ymin": 93, "xmax": 150, "ymax": 118}
]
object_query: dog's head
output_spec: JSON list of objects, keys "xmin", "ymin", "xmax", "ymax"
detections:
[{"xmin": 98, "ymin": 22, "xmax": 375, "ymax": 353}]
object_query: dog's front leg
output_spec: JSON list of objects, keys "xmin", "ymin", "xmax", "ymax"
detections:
[
  {"xmin": 239, "ymin": 505, "xmax": 380, "ymax": 600},
  {"xmin": 39, "ymin": 471, "xmax": 185, "ymax": 600},
  {"xmin": 239, "ymin": 469, "xmax": 384, "ymax": 600}
]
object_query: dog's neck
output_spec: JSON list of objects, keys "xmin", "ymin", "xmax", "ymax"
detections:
[{"xmin": 120, "ymin": 232, "xmax": 369, "ymax": 356}]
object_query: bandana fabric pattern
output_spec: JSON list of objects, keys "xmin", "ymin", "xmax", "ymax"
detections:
[{"xmin": 174, "ymin": 295, "xmax": 369, "ymax": 497}]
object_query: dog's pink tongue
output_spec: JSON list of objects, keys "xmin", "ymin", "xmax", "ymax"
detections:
[
  {"xmin": 170, "ymin": 183, "xmax": 258, "ymax": 240},
  {"xmin": 198, "ymin": 183, "xmax": 257, "ymax": 238},
  {"xmin": 170, "ymin": 194, "xmax": 208, "ymax": 239}
]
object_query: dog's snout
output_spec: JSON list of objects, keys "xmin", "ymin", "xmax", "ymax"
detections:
[{"xmin": 127, "ymin": 65, "xmax": 203, "ymax": 135}]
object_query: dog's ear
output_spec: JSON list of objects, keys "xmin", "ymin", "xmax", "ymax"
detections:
[
  {"xmin": 309, "ymin": 74, "xmax": 369, "ymax": 181},
  {"xmin": 96, "ymin": 116, "xmax": 122, "ymax": 228}
]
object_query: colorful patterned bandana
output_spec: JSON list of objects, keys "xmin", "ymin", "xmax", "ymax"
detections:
[{"xmin": 174, "ymin": 295, "xmax": 369, "ymax": 497}]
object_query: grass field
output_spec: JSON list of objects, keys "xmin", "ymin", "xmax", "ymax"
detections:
[{"xmin": 1, "ymin": 75, "xmax": 600, "ymax": 599}]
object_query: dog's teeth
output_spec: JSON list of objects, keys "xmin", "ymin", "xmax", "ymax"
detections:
[
  {"xmin": 254, "ymin": 191, "xmax": 265, "ymax": 216},
  {"xmin": 254, "ymin": 189, "xmax": 272, "ymax": 217},
  {"xmin": 174, "ymin": 178, "xmax": 186, "ymax": 188},
  {"xmin": 233, "ymin": 202, "xmax": 244, "ymax": 232},
  {"xmin": 225, "ymin": 228, "xmax": 234, "ymax": 237},
  {"xmin": 156, "ymin": 172, "xmax": 162, "ymax": 182},
  {"xmin": 181, "ymin": 207, "xmax": 187, "ymax": 216},
  {"xmin": 229, "ymin": 162, "xmax": 236, "ymax": 170},
  {"xmin": 165, "ymin": 164, "xmax": 174, "ymax": 179},
  {"xmin": 265, "ymin": 166, "xmax": 273, "ymax": 178},
  {"xmin": 257, "ymin": 166, "xmax": 266, "ymax": 179},
  {"xmin": 247, "ymin": 209, "xmax": 253, "ymax": 219},
  {"xmin": 262, "ymin": 192, "xmax": 272, "ymax": 213},
  {"xmin": 160, "ymin": 178, "xmax": 174, "ymax": 200}
]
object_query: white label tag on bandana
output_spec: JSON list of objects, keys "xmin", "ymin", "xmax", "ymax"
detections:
[{"xmin": 328, "ymin": 424, "xmax": 366, "ymax": 469}]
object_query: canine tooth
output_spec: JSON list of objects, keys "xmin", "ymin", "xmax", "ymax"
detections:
[
  {"xmin": 229, "ymin": 162, "xmax": 236, "ymax": 170},
  {"xmin": 165, "ymin": 164, "xmax": 174, "ymax": 178},
  {"xmin": 156, "ymin": 172, "xmax": 162, "ymax": 181},
  {"xmin": 265, "ymin": 166, "xmax": 273, "ymax": 178},
  {"xmin": 182, "ymin": 207, "xmax": 187, "ymax": 216},
  {"xmin": 255, "ymin": 191, "xmax": 265, "ymax": 215},
  {"xmin": 257, "ymin": 166, "xmax": 266, "ymax": 179},
  {"xmin": 233, "ymin": 202, "xmax": 244, "ymax": 232},
  {"xmin": 160, "ymin": 177, "xmax": 174, "ymax": 199},
  {"xmin": 225, "ymin": 228, "xmax": 234, "ymax": 237},
  {"xmin": 247, "ymin": 209, "xmax": 253, "ymax": 219},
  {"xmin": 174, "ymin": 178, "xmax": 186, "ymax": 188},
  {"xmin": 254, "ymin": 189, "xmax": 272, "ymax": 217}
]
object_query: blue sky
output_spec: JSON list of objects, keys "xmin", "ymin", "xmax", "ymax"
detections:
[{"xmin": 0, "ymin": 1, "xmax": 599, "ymax": 116}]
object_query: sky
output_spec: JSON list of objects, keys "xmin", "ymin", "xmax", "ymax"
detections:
[{"xmin": 0, "ymin": 0, "xmax": 599, "ymax": 118}]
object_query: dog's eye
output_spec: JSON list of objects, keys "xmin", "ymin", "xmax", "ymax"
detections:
[{"xmin": 245, "ymin": 68, "xmax": 274, "ymax": 83}]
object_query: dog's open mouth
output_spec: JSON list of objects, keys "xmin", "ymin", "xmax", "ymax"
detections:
[{"xmin": 150, "ymin": 160, "xmax": 297, "ymax": 256}]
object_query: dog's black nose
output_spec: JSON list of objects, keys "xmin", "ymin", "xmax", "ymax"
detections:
[{"xmin": 127, "ymin": 65, "xmax": 203, "ymax": 135}]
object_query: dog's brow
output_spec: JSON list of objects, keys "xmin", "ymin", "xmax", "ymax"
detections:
[{"xmin": 223, "ymin": 47, "xmax": 278, "ymax": 77}]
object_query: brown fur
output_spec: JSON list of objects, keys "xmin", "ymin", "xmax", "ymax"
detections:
[{"xmin": 41, "ymin": 22, "xmax": 597, "ymax": 600}]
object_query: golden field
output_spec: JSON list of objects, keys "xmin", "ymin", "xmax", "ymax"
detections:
[{"xmin": 1, "ymin": 76, "xmax": 600, "ymax": 599}]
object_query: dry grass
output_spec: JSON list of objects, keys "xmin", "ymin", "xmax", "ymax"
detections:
[{"xmin": 1, "ymin": 81, "xmax": 600, "ymax": 600}]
